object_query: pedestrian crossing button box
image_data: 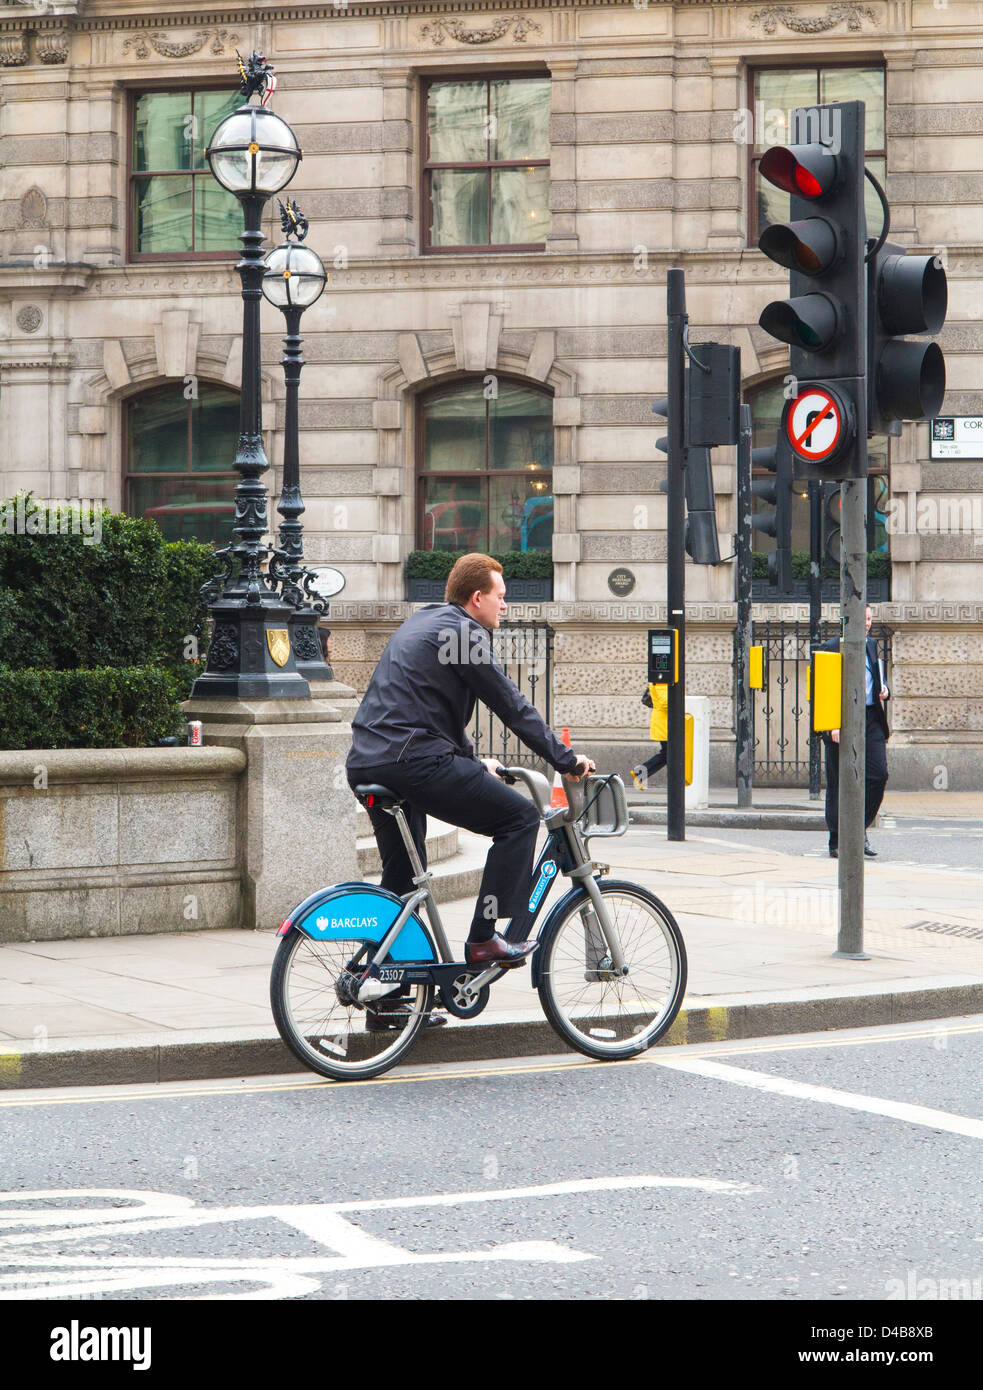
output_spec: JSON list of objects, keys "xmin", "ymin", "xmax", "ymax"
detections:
[{"xmin": 647, "ymin": 628, "xmax": 678, "ymax": 685}]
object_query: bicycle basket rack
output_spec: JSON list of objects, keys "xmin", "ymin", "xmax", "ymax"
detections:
[{"xmin": 576, "ymin": 774, "xmax": 629, "ymax": 838}]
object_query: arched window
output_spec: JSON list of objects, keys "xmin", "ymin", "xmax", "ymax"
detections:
[
  {"xmin": 125, "ymin": 382, "xmax": 238, "ymax": 543},
  {"xmin": 748, "ymin": 380, "xmax": 889, "ymax": 570},
  {"xmin": 417, "ymin": 379, "xmax": 553, "ymax": 554}
]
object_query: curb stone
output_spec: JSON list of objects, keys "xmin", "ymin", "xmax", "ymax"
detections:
[{"xmin": 2, "ymin": 980, "xmax": 980, "ymax": 1090}]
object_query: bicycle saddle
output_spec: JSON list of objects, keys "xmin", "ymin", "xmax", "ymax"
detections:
[{"xmin": 354, "ymin": 783, "xmax": 405, "ymax": 811}]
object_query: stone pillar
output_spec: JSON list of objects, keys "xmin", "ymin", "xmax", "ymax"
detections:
[
  {"xmin": 379, "ymin": 67, "xmax": 415, "ymax": 256},
  {"xmin": 885, "ymin": 53, "xmax": 917, "ymax": 242},
  {"xmin": 707, "ymin": 56, "xmax": 744, "ymax": 252},
  {"xmin": 182, "ymin": 692, "xmax": 359, "ymax": 931},
  {"xmin": 546, "ymin": 59, "xmax": 579, "ymax": 253}
]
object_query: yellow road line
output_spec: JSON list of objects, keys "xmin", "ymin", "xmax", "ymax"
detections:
[{"xmin": 1, "ymin": 1018, "xmax": 981, "ymax": 1109}]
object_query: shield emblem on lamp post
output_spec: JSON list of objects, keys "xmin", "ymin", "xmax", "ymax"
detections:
[{"xmin": 266, "ymin": 627, "xmax": 291, "ymax": 667}]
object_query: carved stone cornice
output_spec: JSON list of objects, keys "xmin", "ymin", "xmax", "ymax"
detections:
[
  {"xmin": 750, "ymin": 4, "xmax": 879, "ymax": 34},
  {"xmin": 36, "ymin": 26, "xmax": 67, "ymax": 63},
  {"xmin": 419, "ymin": 15, "xmax": 544, "ymax": 46},
  {"xmin": 0, "ymin": 31, "xmax": 27, "ymax": 64},
  {"xmin": 327, "ymin": 599, "xmax": 983, "ymax": 627},
  {"xmin": 78, "ymin": 242, "xmax": 983, "ymax": 299},
  {"xmin": 121, "ymin": 27, "xmax": 239, "ymax": 60}
]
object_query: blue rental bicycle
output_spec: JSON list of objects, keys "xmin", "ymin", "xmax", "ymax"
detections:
[{"xmin": 270, "ymin": 768, "xmax": 687, "ymax": 1081}]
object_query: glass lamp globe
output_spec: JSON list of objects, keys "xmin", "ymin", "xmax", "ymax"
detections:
[
  {"xmin": 262, "ymin": 242, "xmax": 327, "ymax": 310},
  {"xmin": 206, "ymin": 104, "xmax": 301, "ymax": 196}
]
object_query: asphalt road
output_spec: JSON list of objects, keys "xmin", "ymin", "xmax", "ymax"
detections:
[{"xmin": 1, "ymin": 1015, "xmax": 981, "ymax": 1305}]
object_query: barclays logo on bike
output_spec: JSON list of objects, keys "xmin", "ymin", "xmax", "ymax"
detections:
[
  {"xmin": 314, "ymin": 916, "xmax": 379, "ymax": 932},
  {"xmin": 528, "ymin": 860, "xmax": 557, "ymax": 911}
]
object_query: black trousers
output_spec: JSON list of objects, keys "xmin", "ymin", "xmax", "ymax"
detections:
[
  {"xmin": 638, "ymin": 744, "xmax": 667, "ymax": 779},
  {"xmin": 824, "ymin": 708, "xmax": 889, "ymax": 846},
  {"xmin": 347, "ymin": 752, "xmax": 541, "ymax": 942}
]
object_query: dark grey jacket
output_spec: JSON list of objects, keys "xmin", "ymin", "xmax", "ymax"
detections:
[{"xmin": 347, "ymin": 602, "xmax": 579, "ymax": 774}]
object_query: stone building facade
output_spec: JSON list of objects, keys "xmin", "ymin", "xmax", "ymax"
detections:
[{"xmin": 2, "ymin": 0, "xmax": 982, "ymax": 787}]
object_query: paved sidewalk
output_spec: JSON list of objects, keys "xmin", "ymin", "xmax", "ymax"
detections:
[
  {"xmin": 3, "ymin": 801, "xmax": 983, "ymax": 1088},
  {"xmin": 625, "ymin": 785, "xmax": 983, "ymax": 828}
]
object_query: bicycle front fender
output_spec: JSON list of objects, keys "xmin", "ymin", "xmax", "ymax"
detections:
[
  {"xmin": 282, "ymin": 882, "xmax": 437, "ymax": 963},
  {"xmin": 529, "ymin": 882, "xmax": 593, "ymax": 989}
]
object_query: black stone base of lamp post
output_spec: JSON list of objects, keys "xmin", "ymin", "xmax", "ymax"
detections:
[
  {"xmin": 289, "ymin": 608, "xmax": 334, "ymax": 684},
  {"xmin": 192, "ymin": 598, "xmax": 311, "ymax": 700}
]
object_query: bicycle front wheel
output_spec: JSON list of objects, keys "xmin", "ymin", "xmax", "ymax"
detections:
[
  {"xmin": 537, "ymin": 880, "xmax": 687, "ymax": 1061},
  {"xmin": 270, "ymin": 928, "xmax": 435, "ymax": 1082}
]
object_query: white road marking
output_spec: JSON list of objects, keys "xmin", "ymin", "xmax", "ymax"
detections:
[
  {"xmin": 653, "ymin": 1056, "xmax": 983, "ymax": 1140},
  {"xmin": 0, "ymin": 1175, "xmax": 758, "ymax": 1299}
]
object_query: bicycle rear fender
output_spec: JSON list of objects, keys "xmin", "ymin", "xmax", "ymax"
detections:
[
  {"xmin": 282, "ymin": 882, "xmax": 437, "ymax": 963},
  {"xmin": 529, "ymin": 883, "xmax": 588, "ymax": 989}
]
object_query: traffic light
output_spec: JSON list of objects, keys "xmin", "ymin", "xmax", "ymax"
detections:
[
  {"xmin": 822, "ymin": 481, "xmax": 842, "ymax": 572},
  {"xmin": 653, "ymin": 394, "xmax": 722, "ymax": 565},
  {"xmin": 686, "ymin": 343, "xmax": 739, "ymax": 448},
  {"xmin": 757, "ymin": 101, "xmax": 867, "ymax": 481},
  {"xmin": 867, "ymin": 241, "xmax": 947, "ymax": 436},
  {"xmin": 821, "ymin": 478, "xmax": 883, "ymax": 570},
  {"xmin": 750, "ymin": 440, "xmax": 793, "ymax": 592}
]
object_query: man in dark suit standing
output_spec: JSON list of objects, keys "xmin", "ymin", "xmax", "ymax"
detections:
[{"xmin": 816, "ymin": 605, "xmax": 890, "ymax": 859}]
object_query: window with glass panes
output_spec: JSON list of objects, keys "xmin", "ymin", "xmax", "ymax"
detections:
[
  {"xmin": 749, "ymin": 66, "xmax": 886, "ymax": 243},
  {"xmin": 418, "ymin": 381, "xmax": 553, "ymax": 553},
  {"xmin": 748, "ymin": 380, "xmax": 889, "ymax": 575},
  {"xmin": 125, "ymin": 383, "xmax": 238, "ymax": 543},
  {"xmin": 130, "ymin": 90, "xmax": 243, "ymax": 258},
  {"xmin": 423, "ymin": 76, "xmax": 551, "ymax": 252}
]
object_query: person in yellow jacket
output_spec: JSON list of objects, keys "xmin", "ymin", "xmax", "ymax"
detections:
[{"xmin": 630, "ymin": 682, "xmax": 668, "ymax": 791}]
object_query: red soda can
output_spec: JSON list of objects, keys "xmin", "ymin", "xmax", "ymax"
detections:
[{"xmin": 187, "ymin": 721, "xmax": 203, "ymax": 746}]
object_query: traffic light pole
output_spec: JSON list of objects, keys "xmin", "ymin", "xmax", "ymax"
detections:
[
  {"xmin": 736, "ymin": 403, "xmax": 753, "ymax": 808},
  {"xmin": 808, "ymin": 480, "xmax": 823, "ymax": 799},
  {"xmin": 666, "ymin": 268, "xmax": 687, "ymax": 842},
  {"xmin": 836, "ymin": 476, "xmax": 870, "ymax": 957}
]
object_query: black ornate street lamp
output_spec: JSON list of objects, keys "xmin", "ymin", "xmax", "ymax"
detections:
[
  {"xmin": 191, "ymin": 52, "xmax": 310, "ymax": 700},
  {"xmin": 261, "ymin": 200, "xmax": 334, "ymax": 683}
]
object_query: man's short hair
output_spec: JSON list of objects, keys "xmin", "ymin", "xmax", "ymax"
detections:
[{"xmin": 445, "ymin": 553, "xmax": 503, "ymax": 607}]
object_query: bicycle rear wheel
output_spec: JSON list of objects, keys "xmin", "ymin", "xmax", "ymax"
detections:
[
  {"xmin": 271, "ymin": 927, "xmax": 435, "ymax": 1081},
  {"xmin": 536, "ymin": 880, "xmax": 686, "ymax": 1061}
]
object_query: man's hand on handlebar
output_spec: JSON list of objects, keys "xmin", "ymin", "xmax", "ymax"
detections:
[
  {"xmin": 480, "ymin": 757, "xmax": 506, "ymax": 777},
  {"xmin": 566, "ymin": 754, "xmax": 595, "ymax": 783}
]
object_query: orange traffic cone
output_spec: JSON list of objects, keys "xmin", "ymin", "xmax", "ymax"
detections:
[{"xmin": 551, "ymin": 727, "xmax": 572, "ymax": 809}]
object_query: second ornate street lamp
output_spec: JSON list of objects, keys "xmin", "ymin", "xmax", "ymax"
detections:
[
  {"xmin": 261, "ymin": 200, "xmax": 335, "ymax": 684},
  {"xmin": 191, "ymin": 52, "xmax": 310, "ymax": 700}
]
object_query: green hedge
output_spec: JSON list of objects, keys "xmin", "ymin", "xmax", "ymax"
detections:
[
  {"xmin": 0, "ymin": 499, "xmax": 215, "ymax": 674},
  {"xmin": 0, "ymin": 497, "xmax": 218, "ymax": 748},
  {"xmin": 405, "ymin": 549, "xmax": 553, "ymax": 581},
  {"xmin": 0, "ymin": 667, "xmax": 190, "ymax": 751},
  {"xmin": 751, "ymin": 551, "xmax": 890, "ymax": 581}
]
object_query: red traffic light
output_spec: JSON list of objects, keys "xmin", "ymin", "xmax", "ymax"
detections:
[{"xmin": 759, "ymin": 144, "xmax": 838, "ymax": 200}]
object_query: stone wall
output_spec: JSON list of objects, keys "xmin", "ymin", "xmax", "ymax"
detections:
[
  {"xmin": 327, "ymin": 598, "xmax": 983, "ymax": 790},
  {"xmin": 0, "ymin": 747, "xmax": 244, "ymax": 943}
]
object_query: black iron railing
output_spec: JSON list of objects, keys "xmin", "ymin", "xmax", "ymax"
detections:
[
  {"xmin": 469, "ymin": 620, "xmax": 554, "ymax": 767},
  {"xmin": 745, "ymin": 620, "xmax": 892, "ymax": 787}
]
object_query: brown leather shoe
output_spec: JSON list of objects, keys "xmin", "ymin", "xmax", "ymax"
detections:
[{"xmin": 465, "ymin": 933, "xmax": 539, "ymax": 969}]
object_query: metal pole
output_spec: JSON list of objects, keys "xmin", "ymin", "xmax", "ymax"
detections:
[
  {"xmin": 666, "ymin": 268, "xmax": 687, "ymax": 842},
  {"xmin": 190, "ymin": 192, "xmax": 309, "ymax": 700},
  {"xmin": 835, "ymin": 473, "xmax": 869, "ymax": 957},
  {"xmin": 275, "ymin": 305, "xmax": 333, "ymax": 682},
  {"xmin": 736, "ymin": 403, "xmax": 753, "ymax": 808},
  {"xmin": 808, "ymin": 480, "xmax": 823, "ymax": 799}
]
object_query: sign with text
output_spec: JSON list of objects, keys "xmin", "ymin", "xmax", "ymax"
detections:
[{"xmin": 931, "ymin": 418, "xmax": 983, "ymax": 459}]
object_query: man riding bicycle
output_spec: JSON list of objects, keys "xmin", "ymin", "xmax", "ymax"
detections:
[{"xmin": 346, "ymin": 553, "xmax": 595, "ymax": 977}]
